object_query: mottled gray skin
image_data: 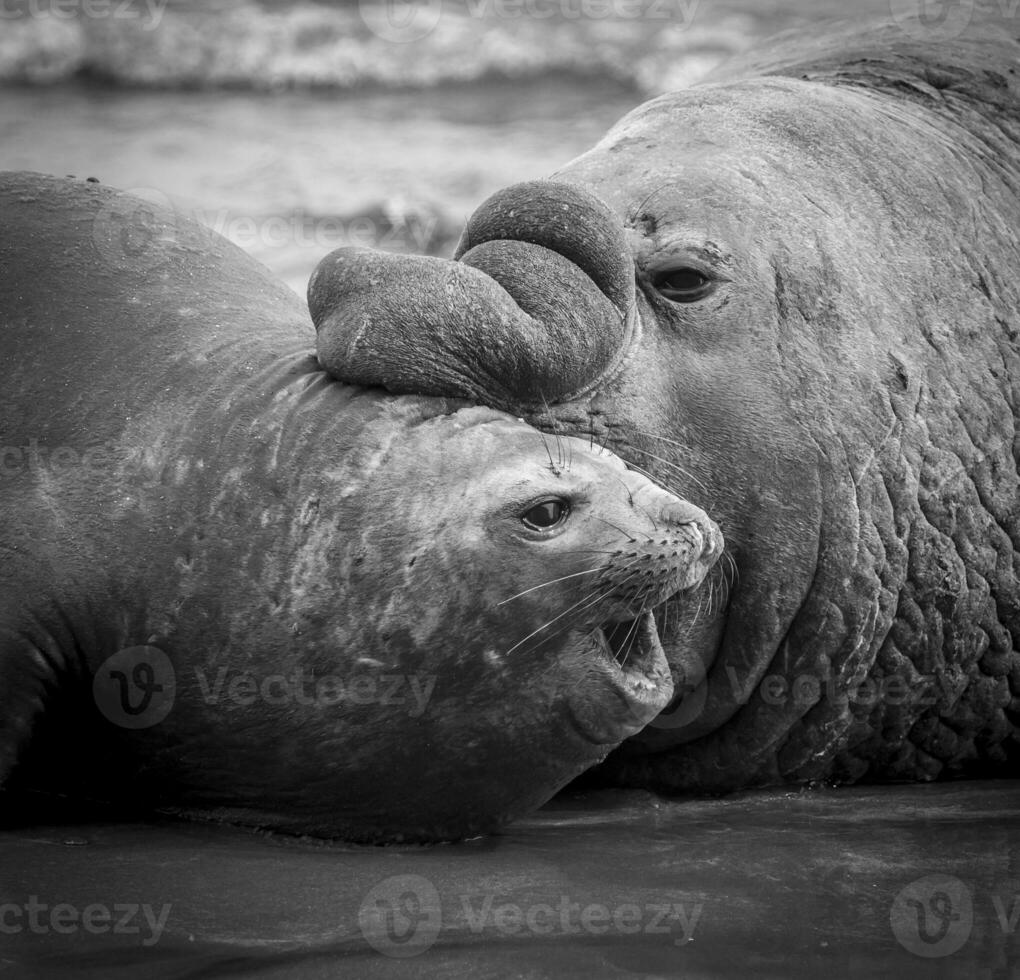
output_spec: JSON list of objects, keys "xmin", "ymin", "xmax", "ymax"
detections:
[
  {"xmin": 309, "ymin": 15, "xmax": 1020, "ymax": 792},
  {"xmin": 0, "ymin": 172, "xmax": 722, "ymax": 841}
]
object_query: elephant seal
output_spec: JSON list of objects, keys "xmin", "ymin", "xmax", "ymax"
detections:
[
  {"xmin": 308, "ymin": 13, "xmax": 1020, "ymax": 792},
  {"xmin": 0, "ymin": 172, "xmax": 722, "ymax": 842}
]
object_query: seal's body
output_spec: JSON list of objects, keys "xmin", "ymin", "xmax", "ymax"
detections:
[
  {"xmin": 0, "ymin": 173, "xmax": 721, "ymax": 841},
  {"xmin": 309, "ymin": 15, "xmax": 1020, "ymax": 790}
]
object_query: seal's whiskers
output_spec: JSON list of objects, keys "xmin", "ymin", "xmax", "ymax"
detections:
[
  {"xmin": 627, "ymin": 445, "xmax": 708, "ymax": 494},
  {"xmin": 498, "ymin": 566, "xmax": 605, "ymax": 606},
  {"xmin": 538, "ymin": 429, "xmax": 558, "ymax": 473},
  {"xmin": 632, "ymin": 499, "xmax": 660, "ymax": 534},
  {"xmin": 609, "ymin": 606, "xmax": 647, "ymax": 668},
  {"xmin": 508, "ymin": 574, "xmax": 647, "ymax": 662},
  {"xmin": 592, "ymin": 515, "xmax": 654, "ymax": 543},
  {"xmin": 691, "ymin": 591, "xmax": 704, "ymax": 630},
  {"xmin": 501, "ymin": 559, "xmax": 646, "ymax": 657},
  {"xmin": 608, "ymin": 472, "xmax": 636, "ymax": 508},
  {"xmin": 616, "ymin": 459, "xmax": 685, "ymax": 503},
  {"xmin": 707, "ymin": 552, "xmax": 737, "ymax": 617}
]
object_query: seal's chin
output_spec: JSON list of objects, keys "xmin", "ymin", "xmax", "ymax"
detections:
[{"xmin": 574, "ymin": 610, "xmax": 674, "ymax": 745}]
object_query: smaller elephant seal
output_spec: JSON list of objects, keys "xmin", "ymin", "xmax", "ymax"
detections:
[{"xmin": 0, "ymin": 171, "xmax": 722, "ymax": 842}]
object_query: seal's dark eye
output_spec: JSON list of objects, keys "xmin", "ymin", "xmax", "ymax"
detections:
[
  {"xmin": 522, "ymin": 499, "xmax": 569, "ymax": 530},
  {"xmin": 652, "ymin": 267, "xmax": 713, "ymax": 303}
]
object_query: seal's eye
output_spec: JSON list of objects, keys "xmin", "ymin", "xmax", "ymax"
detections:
[
  {"xmin": 652, "ymin": 267, "xmax": 713, "ymax": 303},
  {"xmin": 522, "ymin": 499, "xmax": 569, "ymax": 530}
]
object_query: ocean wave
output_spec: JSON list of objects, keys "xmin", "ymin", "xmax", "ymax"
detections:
[{"xmin": 0, "ymin": 0, "xmax": 759, "ymax": 93}]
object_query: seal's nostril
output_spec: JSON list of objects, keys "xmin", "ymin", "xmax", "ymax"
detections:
[{"xmin": 692, "ymin": 521, "xmax": 722, "ymax": 563}]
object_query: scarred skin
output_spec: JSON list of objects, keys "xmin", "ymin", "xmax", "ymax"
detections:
[
  {"xmin": 308, "ymin": 14, "xmax": 1020, "ymax": 791},
  {"xmin": 0, "ymin": 172, "xmax": 722, "ymax": 841}
]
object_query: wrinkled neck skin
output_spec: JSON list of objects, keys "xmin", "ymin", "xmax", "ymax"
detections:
[{"xmin": 537, "ymin": 71, "xmax": 1020, "ymax": 788}]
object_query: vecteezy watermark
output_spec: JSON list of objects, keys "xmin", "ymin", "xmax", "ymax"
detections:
[
  {"xmin": 357, "ymin": 0, "xmax": 699, "ymax": 42},
  {"xmin": 193, "ymin": 667, "xmax": 437, "ymax": 717},
  {"xmin": 197, "ymin": 208, "xmax": 441, "ymax": 256},
  {"xmin": 890, "ymin": 876, "xmax": 1020, "ymax": 958},
  {"xmin": 719, "ymin": 664, "xmax": 970, "ymax": 711},
  {"xmin": 647, "ymin": 659, "xmax": 982, "ymax": 732},
  {"xmin": 891, "ymin": 0, "xmax": 1020, "ymax": 43},
  {"xmin": 91, "ymin": 647, "xmax": 438, "ymax": 729},
  {"xmin": 888, "ymin": 0, "xmax": 975, "ymax": 41},
  {"xmin": 93, "ymin": 646, "xmax": 176, "ymax": 730},
  {"xmin": 647, "ymin": 673, "xmax": 708, "ymax": 731},
  {"xmin": 891, "ymin": 875, "xmax": 974, "ymax": 957},
  {"xmin": 0, "ymin": 0, "xmax": 168, "ymax": 30},
  {"xmin": 89, "ymin": 184, "xmax": 443, "ymax": 274},
  {"xmin": 458, "ymin": 893, "xmax": 703, "ymax": 944},
  {"xmin": 992, "ymin": 890, "xmax": 1020, "ymax": 939},
  {"xmin": 1, "ymin": 439, "xmax": 201, "ymax": 485},
  {"xmin": 358, "ymin": 875, "xmax": 704, "ymax": 957},
  {"xmin": 454, "ymin": 0, "xmax": 694, "ymax": 21},
  {"xmin": 0, "ymin": 896, "xmax": 171, "ymax": 947},
  {"xmin": 359, "ymin": 875, "xmax": 444, "ymax": 958},
  {"xmin": 0, "ymin": 440, "xmax": 121, "ymax": 478},
  {"xmin": 358, "ymin": 0, "xmax": 443, "ymax": 43},
  {"xmin": 92, "ymin": 186, "xmax": 181, "ymax": 273}
]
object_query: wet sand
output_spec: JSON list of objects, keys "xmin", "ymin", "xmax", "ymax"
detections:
[{"xmin": 1, "ymin": 782, "xmax": 1017, "ymax": 978}]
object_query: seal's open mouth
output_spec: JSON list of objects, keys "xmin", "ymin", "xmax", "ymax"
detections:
[
  {"xmin": 564, "ymin": 610, "xmax": 673, "ymax": 746},
  {"xmin": 591, "ymin": 609, "xmax": 673, "ymax": 718}
]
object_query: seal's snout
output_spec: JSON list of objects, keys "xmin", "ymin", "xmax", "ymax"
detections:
[
  {"xmin": 629, "ymin": 487, "xmax": 724, "ymax": 583},
  {"xmin": 686, "ymin": 516, "xmax": 724, "ymax": 569},
  {"xmin": 308, "ymin": 180, "xmax": 636, "ymax": 409},
  {"xmin": 454, "ymin": 180, "xmax": 634, "ymax": 315},
  {"xmin": 679, "ymin": 518, "xmax": 724, "ymax": 590}
]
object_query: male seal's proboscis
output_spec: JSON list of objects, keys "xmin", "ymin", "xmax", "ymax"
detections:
[
  {"xmin": 309, "ymin": 13, "xmax": 1020, "ymax": 791},
  {"xmin": 0, "ymin": 172, "xmax": 721, "ymax": 841}
]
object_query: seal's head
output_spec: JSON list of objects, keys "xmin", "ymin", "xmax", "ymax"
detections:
[{"xmin": 375, "ymin": 409, "xmax": 723, "ymax": 750}]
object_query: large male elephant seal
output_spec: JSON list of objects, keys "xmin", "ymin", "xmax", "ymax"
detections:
[
  {"xmin": 308, "ymin": 13, "xmax": 1020, "ymax": 792},
  {"xmin": 0, "ymin": 172, "xmax": 722, "ymax": 841}
]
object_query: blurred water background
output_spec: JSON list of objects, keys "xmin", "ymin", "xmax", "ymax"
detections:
[{"xmin": 0, "ymin": 0, "xmax": 889, "ymax": 297}]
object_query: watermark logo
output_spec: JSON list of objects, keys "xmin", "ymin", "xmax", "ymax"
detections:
[
  {"xmin": 199, "ymin": 208, "xmax": 441, "ymax": 255},
  {"xmin": 0, "ymin": 0, "xmax": 168, "ymax": 30},
  {"xmin": 357, "ymin": 877, "xmax": 705, "ymax": 957},
  {"xmin": 890, "ymin": 875, "xmax": 973, "ymax": 958},
  {"xmin": 358, "ymin": 875, "xmax": 443, "ymax": 958},
  {"xmin": 647, "ymin": 672, "xmax": 708, "ymax": 731},
  {"xmin": 888, "ymin": 0, "xmax": 975, "ymax": 42},
  {"xmin": 0, "ymin": 897, "xmax": 171, "ymax": 947},
  {"xmin": 93, "ymin": 646, "xmax": 176, "ymax": 730},
  {"xmin": 456, "ymin": 0, "xmax": 691, "ymax": 20},
  {"xmin": 358, "ymin": 0, "xmax": 443, "ymax": 43},
  {"xmin": 712, "ymin": 663, "xmax": 965, "ymax": 713},
  {"xmin": 460, "ymin": 894, "xmax": 703, "ymax": 943},
  {"xmin": 92, "ymin": 187, "xmax": 182, "ymax": 274},
  {"xmin": 357, "ymin": 0, "xmax": 698, "ymax": 39},
  {"xmin": 1, "ymin": 439, "xmax": 115, "ymax": 478},
  {"xmin": 193, "ymin": 667, "xmax": 436, "ymax": 716}
]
